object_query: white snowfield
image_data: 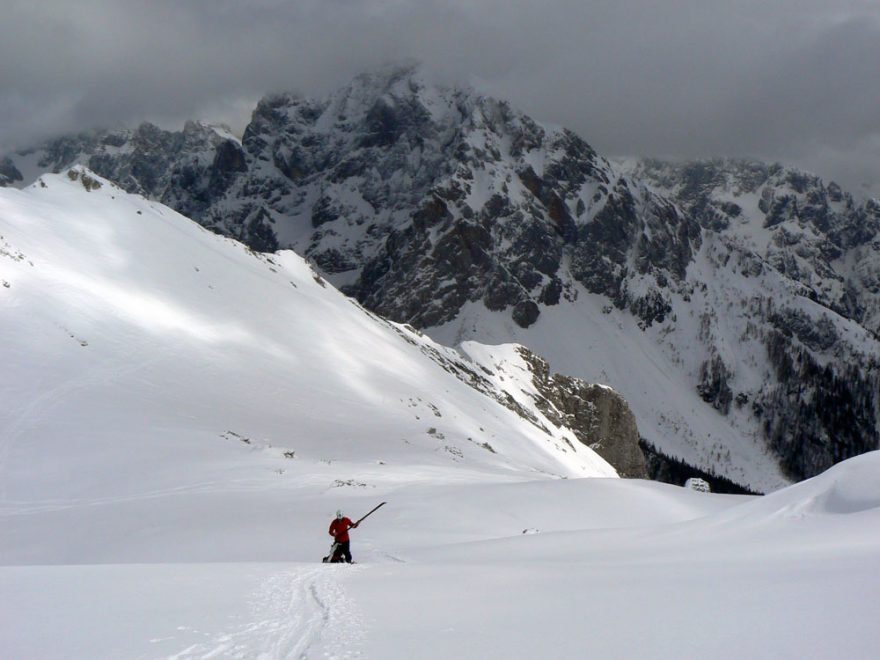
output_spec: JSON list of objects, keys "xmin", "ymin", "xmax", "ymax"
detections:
[{"xmin": 1, "ymin": 171, "xmax": 879, "ymax": 659}]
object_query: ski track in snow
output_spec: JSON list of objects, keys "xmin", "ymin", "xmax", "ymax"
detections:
[{"xmin": 167, "ymin": 565, "xmax": 365, "ymax": 659}]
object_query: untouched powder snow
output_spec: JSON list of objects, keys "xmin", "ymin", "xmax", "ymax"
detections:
[{"xmin": 1, "ymin": 170, "xmax": 879, "ymax": 658}]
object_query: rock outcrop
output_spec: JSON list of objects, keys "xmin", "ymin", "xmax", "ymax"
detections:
[
  {"xmin": 516, "ymin": 347, "xmax": 647, "ymax": 478},
  {"xmin": 0, "ymin": 157, "xmax": 22, "ymax": 186}
]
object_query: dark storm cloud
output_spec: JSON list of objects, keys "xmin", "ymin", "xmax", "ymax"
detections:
[{"xmin": 2, "ymin": 0, "xmax": 879, "ymax": 190}]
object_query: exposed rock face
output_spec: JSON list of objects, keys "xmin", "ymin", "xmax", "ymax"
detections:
[
  {"xmin": 626, "ymin": 158, "xmax": 880, "ymax": 482},
  {"xmin": 516, "ymin": 347, "xmax": 647, "ymax": 478},
  {"xmin": 66, "ymin": 167, "xmax": 102, "ymax": 191},
  {"xmin": 2, "ymin": 67, "xmax": 699, "ymax": 332},
  {"xmin": 0, "ymin": 157, "xmax": 22, "ymax": 186},
  {"xmin": 239, "ymin": 71, "xmax": 701, "ymax": 333},
  {"xmin": 630, "ymin": 158, "xmax": 880, "ymax": 335},
  {"xmin": 9, "ymin": 121, "xmax": 248, "ymax": 231}
]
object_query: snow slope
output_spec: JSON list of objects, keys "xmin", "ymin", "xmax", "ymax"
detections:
[
  {"xmin": 2, "ymin": 454, "xmax": 879, "ymax": 659},
  {"xmin": 2, "ymin": 171, "xmax": 879, "ymax": 658},
  {"xmin": 0, "ymin": 167, "xmax": 620, "ymax": 557}
]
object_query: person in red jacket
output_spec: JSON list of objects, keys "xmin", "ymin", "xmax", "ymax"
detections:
[{"xmin": 328, "ymin": 510, "xmax": 359, "ymax": 563}]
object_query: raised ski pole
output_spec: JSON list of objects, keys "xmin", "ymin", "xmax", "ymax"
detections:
[{"xmin": 351, "ymin": 501, "xmax": 386, "ymax": 528}]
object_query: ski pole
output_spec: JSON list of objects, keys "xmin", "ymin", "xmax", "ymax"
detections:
[{"xmin": 351, "ymin": 501, "xmax": 386, "ymax": 528}]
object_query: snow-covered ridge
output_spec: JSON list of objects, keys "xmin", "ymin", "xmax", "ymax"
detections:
[{"xmin": 719, "ymin": 449, "xmax": 880, "ymax": 523}]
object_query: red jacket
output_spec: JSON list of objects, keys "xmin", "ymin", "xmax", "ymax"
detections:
[{"xmin": 329, "ymin": 517, "xmax": 355, "ymax": 542}]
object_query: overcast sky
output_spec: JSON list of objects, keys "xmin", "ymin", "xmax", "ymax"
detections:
[{"xmin": 2, "ymin": 0, "xmax": 879, "ymax": 193}]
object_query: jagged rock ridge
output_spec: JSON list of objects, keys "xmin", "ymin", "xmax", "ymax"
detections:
[{"xmin": 4, "ymin": 68, "xmax": 702, "ymax": 331}]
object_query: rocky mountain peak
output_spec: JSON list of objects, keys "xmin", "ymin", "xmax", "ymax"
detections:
[{"xmin": 215, "ymin": 67, "xmax": 686, "ymax": 332}]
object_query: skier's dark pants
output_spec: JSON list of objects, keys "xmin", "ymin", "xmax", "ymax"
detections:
[{"xmin": 334, "ymin": 541, "xmax": 352, "ymax": 563}]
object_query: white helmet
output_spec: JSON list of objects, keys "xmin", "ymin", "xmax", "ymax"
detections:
[{"xmin": 336, "ymin": 510, "xmax": 343, "ymax": 519}]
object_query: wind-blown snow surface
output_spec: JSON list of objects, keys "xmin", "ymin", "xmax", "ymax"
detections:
[{"xmin": 2, "ymin": 172, "xmax": 879, "ymax": 658}]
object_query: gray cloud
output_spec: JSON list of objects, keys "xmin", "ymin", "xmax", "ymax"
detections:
[{"xmin": 2, "ymin": 0, "xmax": 879, "ymax": 192}]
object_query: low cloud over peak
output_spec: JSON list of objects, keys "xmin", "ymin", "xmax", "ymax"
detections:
[{"xmin": 2, "ymin": 0, "xmax": 879, "ymax": 192}]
